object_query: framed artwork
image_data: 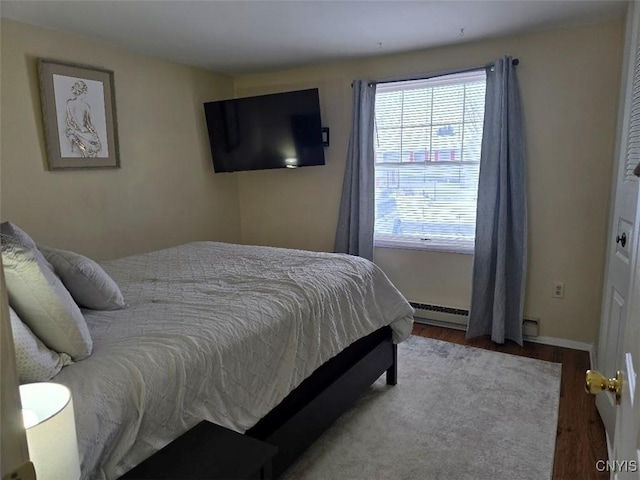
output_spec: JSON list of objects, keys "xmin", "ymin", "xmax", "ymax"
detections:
[{"xmin": 38, "ymin": 59, "xmax": 120, "ymax": 170}]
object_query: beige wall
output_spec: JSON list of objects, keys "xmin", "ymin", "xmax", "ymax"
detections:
[
  {"xmin": 0, "ymin": 18, "xmax": 624, "ymax": 343},
  {"xmin": 0, "ymin": 19, "xmax": 241, "ymax": 260},
  {"xmin": 234, "ymin": 20, "xmax": 624, "ymax": 343}
]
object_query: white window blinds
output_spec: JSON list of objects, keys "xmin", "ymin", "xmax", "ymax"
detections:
[{"xmin": 373, "ymin": 69, "xmax": 487, "ymax": 253}]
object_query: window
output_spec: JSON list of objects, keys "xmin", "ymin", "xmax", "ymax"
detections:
[{"xmin": 374, "ymin": 69, "xmax": 487, "ymax": 254}]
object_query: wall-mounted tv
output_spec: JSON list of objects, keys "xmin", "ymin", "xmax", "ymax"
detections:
[{"xmin": 203, "ymin": 88, "xmax": 326, "ymax": 173}]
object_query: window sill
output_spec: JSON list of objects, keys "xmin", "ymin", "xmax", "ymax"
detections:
[{"xmin": 374, "ymin": 239, "xmax": 474, "ymax": 255}]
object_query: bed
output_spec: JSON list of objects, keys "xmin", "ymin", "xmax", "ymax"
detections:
[{"xmin": 41, "ymin": 241, "xmax": 413, "ymax": 479}]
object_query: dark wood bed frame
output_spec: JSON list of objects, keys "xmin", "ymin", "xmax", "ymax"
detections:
[
  {"xmin": 119, "ymin": 326, "xmax": 397, "ymax": 479},
  {"xmin": 246, "ymin": 325, "xmax": 397, "ymax": 478}
]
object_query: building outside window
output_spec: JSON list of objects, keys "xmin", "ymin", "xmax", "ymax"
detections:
[{"xmin": 374, "ymin": 69, "xmax": 487, "ymax": 254}]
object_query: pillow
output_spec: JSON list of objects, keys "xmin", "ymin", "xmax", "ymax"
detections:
[
  {"xmin": 1, "ymin": 222, "xmax": 53, "ymax": 270},
  {"xmin": 1, "ymin": 230, "xmax": 92, "ymax": 360},
  {"xmin": 9, "ymin": 306, "xmax": 72, "ymax": 383},
  {"xmin": 39, "ymin": 245, "xmax": 126, "ymax": 310},
  {"xmin": 1, "ymin": 222, "xmax": 38, "ymax": 249}
]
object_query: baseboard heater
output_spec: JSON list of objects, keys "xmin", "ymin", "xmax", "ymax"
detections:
[{"xmin": 410, "ymin": 302, "xmax": 539, "ymax": 337}]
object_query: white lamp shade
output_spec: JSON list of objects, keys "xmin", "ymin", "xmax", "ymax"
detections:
[{"xmin": 19, "ymin": 382, "xmax": 81, "ymax": 480}]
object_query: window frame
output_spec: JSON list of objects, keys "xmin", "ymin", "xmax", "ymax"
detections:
[{"xmin": 372, "ymin": 69, "xmax": 486, "ymax": 255}]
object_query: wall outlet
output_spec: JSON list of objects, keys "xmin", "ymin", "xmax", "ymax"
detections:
[{"xmin": 553, "ymin": 282, "xmax": 565, "ymax": 299}]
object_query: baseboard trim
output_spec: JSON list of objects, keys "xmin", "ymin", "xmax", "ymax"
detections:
[
  {"xmin": 589, "ymin": 345, "xmax": 597, "ymax": 370},
  {"xmin": 414, "ymin": 317, "xmax": 466, "ymax": 331},
  {"xmin": 414, "ymin": 317, "xmax": 593, "ymax": 352},
  {"xmin": 523, "ymin": 335, "xmax": 593, "ymax": 353}
]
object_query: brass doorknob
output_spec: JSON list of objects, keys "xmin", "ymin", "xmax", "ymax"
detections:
[{"xmin": 585, "ymin": 370, "xmax": 622, "ymax": 404}]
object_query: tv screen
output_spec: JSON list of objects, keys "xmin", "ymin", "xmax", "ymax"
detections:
[{"xmin": 204, "ymin": 88, "xmax": 326, "ymax": 173}]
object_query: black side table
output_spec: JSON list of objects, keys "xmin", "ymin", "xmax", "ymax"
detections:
[{"xmin": 120, "ymin": 421, "xmax": 279, "ymax": 480}]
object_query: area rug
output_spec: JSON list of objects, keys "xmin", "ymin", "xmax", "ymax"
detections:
[{"xmin": 283, "ymin": 335, "xmax": 561, "ymax": 480}]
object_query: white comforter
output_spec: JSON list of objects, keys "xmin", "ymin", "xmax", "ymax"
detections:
[{"xmin": 52, "ymin": 242, "xmax": 414, "ymax": 480}]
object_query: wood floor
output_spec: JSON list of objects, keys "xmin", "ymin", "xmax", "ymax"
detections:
[{"xmin": 411, "ymin": 323, "xmax": 609, "ymax": 480}]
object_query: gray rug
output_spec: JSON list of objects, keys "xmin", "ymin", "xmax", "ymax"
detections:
[{"xmin": 283, "ymin": 335, "xmax": 561, "ymax": 480}]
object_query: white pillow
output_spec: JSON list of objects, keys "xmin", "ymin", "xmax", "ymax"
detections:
[
  {"xmin": 9, "ymin": 306, "xmax": 72, "ymax": 383},
  {"xmin": 1, "ymin": 229, "xmax": 92, "ymax": 360},
  {"xmin": 0, "ymin": 222, "xmax": 53, "ymax": 269},
  {"xmin": 39, "ymin": 245, "xmax": 126, "ymax": 310}
]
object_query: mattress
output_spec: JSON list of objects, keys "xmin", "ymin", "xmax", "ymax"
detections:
[{"xmin": 51, "ymin": 241, "xmax": 414, "ymax": 479}]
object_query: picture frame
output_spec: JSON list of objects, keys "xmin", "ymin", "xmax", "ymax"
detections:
[{"xmin": 38, "ymin": 59, "xmax": 120, "ymax": 170}]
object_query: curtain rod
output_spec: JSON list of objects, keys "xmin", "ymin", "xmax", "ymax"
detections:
[{"xmin": 361, "ymin": 57, "xmax": 519, "ymax": 87}]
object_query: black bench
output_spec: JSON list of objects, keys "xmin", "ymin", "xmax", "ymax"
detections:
[{"xmin": 120, "ymin": 421, "xmax": 278, "ymax": 480}]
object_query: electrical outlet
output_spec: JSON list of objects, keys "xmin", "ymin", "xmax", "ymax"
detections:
[{"xmin": 553, "ymin": 282, "xmax": 565, "ymax": 299}]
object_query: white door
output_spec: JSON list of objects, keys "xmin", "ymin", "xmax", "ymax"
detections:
[
  {"xmin": 596, "ymin": 0, "xmax": 640, "ymax": 444},
  {"xmin": 588, "ymin": 202, "xmax": 640, "ymax": 474},
  {"xmin": 609, "ymin": 207, "xmax": 640, "ymax": 478}
]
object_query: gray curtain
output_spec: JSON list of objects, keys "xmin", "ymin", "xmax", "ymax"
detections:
[
  {"xmin": 467, "ymin": 57, "xmax": 527, "ymax": 345},
  {"xmin": 334, "ymin": 80, "xmax": 376, "ymax": 260}
]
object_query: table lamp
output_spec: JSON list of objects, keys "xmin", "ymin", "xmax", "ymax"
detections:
[{"xmin": 19, "ymin": 382, "xmax": 81, "ymax": 480}]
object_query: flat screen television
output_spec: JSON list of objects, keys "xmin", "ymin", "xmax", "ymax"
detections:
[{"xmin": 203, "ymin": 88, "xmax": 326, "ymax": 173}]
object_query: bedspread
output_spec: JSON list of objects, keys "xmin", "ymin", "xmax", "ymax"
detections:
[{"xmin": 51, "ymin": 242, "xmax": 414, "ymax": 479}]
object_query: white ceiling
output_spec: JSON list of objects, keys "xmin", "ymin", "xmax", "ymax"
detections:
[{"xmin": 0, "ymin": 0, "xmax": 628, "ymax": 75}]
